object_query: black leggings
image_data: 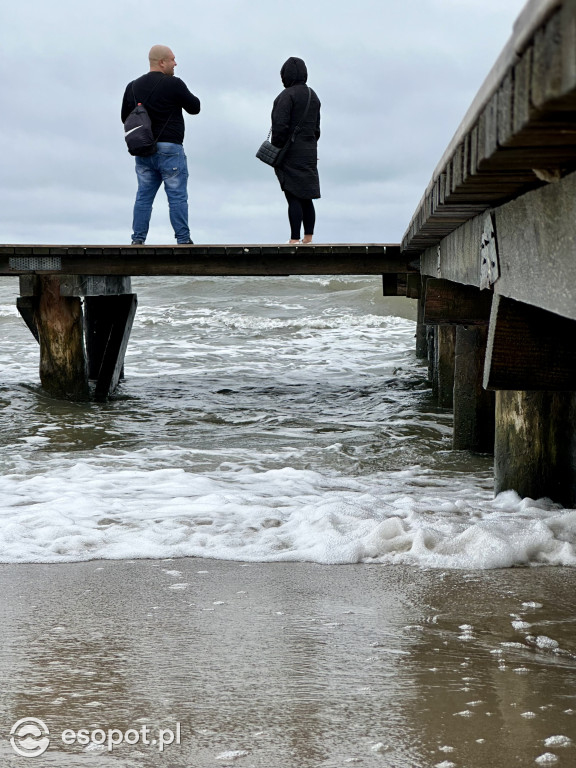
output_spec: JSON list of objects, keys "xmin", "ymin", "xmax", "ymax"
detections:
[{"xmin": 284, "ymin": 191, "xmax": 315, "ymax": 240}]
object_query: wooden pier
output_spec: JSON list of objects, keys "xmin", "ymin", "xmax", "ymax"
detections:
[
  {"xmin": 2, "ymin": 0, "xmax": 576, "ymax": 506},
  {"xmin": 1, "ymin": 244, "xmax": 414, "ymax": 401}
]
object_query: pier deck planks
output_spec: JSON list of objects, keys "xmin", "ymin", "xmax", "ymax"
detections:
[
  {"xmin": 401, "ymin": 0, "xmax": 576, "ymax": 255},
  {"xmin": 0, "ymin": 244, "xmax": 412, "ymax": 277}
]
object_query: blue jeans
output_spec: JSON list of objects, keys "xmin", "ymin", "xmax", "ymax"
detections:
[{"xmin": 132, "ymin": 142, "xmax": 190, "ymax": 244}]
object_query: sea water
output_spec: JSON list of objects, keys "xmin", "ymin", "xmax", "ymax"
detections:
[{"xmin": 0, "ymin": 274, "xmax": 575, "ymax": 568}]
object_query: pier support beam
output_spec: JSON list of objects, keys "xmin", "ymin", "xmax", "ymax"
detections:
[
  {"xmin": 415, "ymin": 278, "xmax": 428, "ymax": 358},
  {"xmin": 85, "ymin": 294, "xmax": 138, "ymax": 401},
  {"xmin": 495, "ymin": 391, "xmax": 576, "ymax": 506},
  {"xmin": 422, "ymin": 277, "xmax": 492, "ymax": 415},
  {"xmin": 423, "ymin": 278, "xmax": 492, "ymax": 326},
  {"xmin": 427, "ymin": 326, "xmax": 438, "ymax": 397},
  {"xmin": 484, "ymin": 295, "xmax": 576, "ymax": 391},
  {"xmin": 453, "ymin": 326, "xmax": 495, "ymax": 452}
]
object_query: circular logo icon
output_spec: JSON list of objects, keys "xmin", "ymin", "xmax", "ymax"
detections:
[{"xmin": 10, "ymin": 717, "xmax": 50, "ymax": 757}]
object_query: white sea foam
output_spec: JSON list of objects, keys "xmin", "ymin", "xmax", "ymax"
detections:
[
  {"xmin": 544, "ymin": 736, "xmax": 572, "ymax": 747},
  {"xmin": 215, "ymin": 750, "xmax": 249, "ymax": 760},
  {"xmin": 0, "ymin": 459, "xmax": 574, "ymax": 566},
  {"xmin": 511, "ymin": 619, "xmax": 532, "ymax": 631},
  {"xmin": 534, "ymin": 636, "xmax": 560, "ymax": 650}
]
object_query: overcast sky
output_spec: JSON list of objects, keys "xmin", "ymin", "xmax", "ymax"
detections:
[{"xmin": 0, "ymin": 0, "xmax": 528, "ymax": 246}]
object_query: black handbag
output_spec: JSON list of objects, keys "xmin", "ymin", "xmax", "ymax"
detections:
[{"xmin": 256, "ymin": 87, "xmax": 312, "ymax": 167}]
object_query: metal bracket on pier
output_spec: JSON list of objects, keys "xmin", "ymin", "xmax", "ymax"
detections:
[
  {"xmin": 9, "ymin": 256, "xmax": 62, "ymax": 272},
  {"xmin": 479, "ymin": 212, "xmax": 499, "ymax": 290}
]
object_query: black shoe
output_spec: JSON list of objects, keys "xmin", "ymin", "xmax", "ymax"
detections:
[
  {"xmin": 131, "ymin": 240, "xmax": 145, "ymax": 245},
  {"xmin": 178, "ymin": 240, "xmax": 194, "ymax": 245}
]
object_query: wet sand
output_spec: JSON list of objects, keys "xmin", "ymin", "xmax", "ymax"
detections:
[{"xmin": 1, "ymin": 560, "xmax": 575, "ymax": 767}]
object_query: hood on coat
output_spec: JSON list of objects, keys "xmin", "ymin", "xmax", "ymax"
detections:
[{"xmin": 281, "ymin": 57, "xmax": 308, "ymax": 87}]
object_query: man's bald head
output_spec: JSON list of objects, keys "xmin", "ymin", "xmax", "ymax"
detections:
[{"xmin": 149, "ymin": 45, "xmax": 177, "ymax": 76}]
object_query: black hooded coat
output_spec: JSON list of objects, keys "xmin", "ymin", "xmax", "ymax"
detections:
[{"xmin": 271, "ymin": 57, "xmax": 321, "ymax": 199}]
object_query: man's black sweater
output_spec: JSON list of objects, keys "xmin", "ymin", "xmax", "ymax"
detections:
[{"xmin": 121, "ymin": 71, "xmax": 200, "ymax": 145}]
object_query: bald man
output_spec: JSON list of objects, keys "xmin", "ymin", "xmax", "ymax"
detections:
[{"xmin": 121, "ymin": 46, "xmax": 201, "ymax": 244}]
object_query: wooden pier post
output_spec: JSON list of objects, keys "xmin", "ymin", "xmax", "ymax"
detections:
[
  {"xmin": 415, "ymin": 278, "xmax": 428, "ymax": 358},
  {"xmin": 33, "ymin": 275, "xmax": 89, "ymax": 399},
  {"xmin": 484, "ymin": 296, "xmax": 576, "ymax": 504},
  {"xmin": 427, "ymin": 325, "xmax": 438, "ymax": 398},
  {"xmin": 495, "ymin": 391, "xmax": 576, "ymax": 506},
  {"xmin": 437, "ymin": 325, "xmax": 456, "ymax": 408},
  {"xmin": 453, "ymin": 326, "xmax": 495, "ymax": 452}
]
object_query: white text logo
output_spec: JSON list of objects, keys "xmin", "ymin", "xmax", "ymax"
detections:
[{"xmin": 10, "ymin": 718, "xmax": 50, "ymax": 758}]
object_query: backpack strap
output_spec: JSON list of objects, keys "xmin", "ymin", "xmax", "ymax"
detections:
[
  {"xmin": 154, "ymin": 111, "xmax": 175, "ymax": 142},
  {"xmin": 131, "ymin": 74, "xmax": 164, "ymax": 108},
  {"xmin": 131, "ymin": 75, "xmax": 174, "ymax": 142}
]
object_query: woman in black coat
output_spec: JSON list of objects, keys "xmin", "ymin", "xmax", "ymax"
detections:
[{"xmin": 271, "ymin": 57, "xmax": 321, "ymax": 244}]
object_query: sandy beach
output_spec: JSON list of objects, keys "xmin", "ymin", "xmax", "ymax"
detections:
[{"xmin": 1, "ymin": 559, "xmax": 575, "ymax": 767}]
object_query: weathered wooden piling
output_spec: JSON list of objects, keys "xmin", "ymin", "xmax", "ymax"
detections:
[
  {"xmin": 427, "ymin": 326, "xmax": 438, "ymax": 398},
  {"xmin": 17, "ymin": 274, "xmax": 136, "ymax": 401},
  {"xmin": 415, "ymin": 277, "xmax": 428, "ymax": 359},
  {"xmin": 453, "ymin": 326, "xmax": 495, "ymax": 452},
  {"xmin": 495, "ymin": 391, "xmax": 576, "ymax": 506},
  {"xmin": 437, "ymin": 325, "xmax": 456, "ymax": 409},
  {"xmin": 33, "ymin": 275, "xmax": 89, "ymax": 400}
]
